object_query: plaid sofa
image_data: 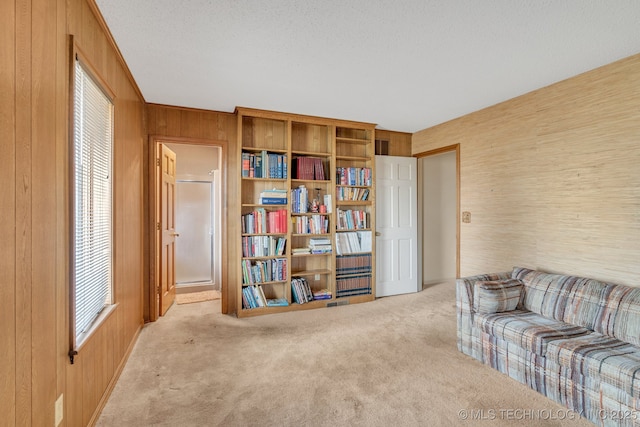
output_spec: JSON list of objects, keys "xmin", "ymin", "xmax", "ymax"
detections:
[{"xmin": 457, "ymin": 267, "xmax": 640, "ymax": 426}]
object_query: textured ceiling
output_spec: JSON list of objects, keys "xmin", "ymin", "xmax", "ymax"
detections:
[{"xmin": 96, "ymin": 0, "xmax": 640, "ymax": 132}]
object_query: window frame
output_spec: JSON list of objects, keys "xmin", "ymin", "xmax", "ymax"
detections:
[{"xmin": 69, "ymin": 42, "xmax": 117, "ymax": 356}]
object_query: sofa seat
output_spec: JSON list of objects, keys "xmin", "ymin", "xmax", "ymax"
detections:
[
  {"xmin": 474, "ymin": 310, "xmax": 591, "ymax": 356},
  {"xmin": 546, "ymin": 333, "xmax": 640, "ymax": 399}
]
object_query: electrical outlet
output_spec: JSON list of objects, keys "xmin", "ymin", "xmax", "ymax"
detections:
[
  {"xmin": 462, "ymin": 211, "xmax": 471, "ymax": 223},
  {"xmin": 55, "ymin": 394, "xmax": 64, "ymax": 426}
]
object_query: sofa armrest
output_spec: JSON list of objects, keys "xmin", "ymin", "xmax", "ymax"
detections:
[{"xmin": 456, "ymin": 272, "xmax": 511, "ymax": 355}]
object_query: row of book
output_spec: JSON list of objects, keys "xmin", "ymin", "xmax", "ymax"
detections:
[
  {"xmin": 242, "ymin": 151, "xmax": 288, "ymax": 179},
  {"xmin": 336, "ymin": 209, "xmax": 369, "ymax": 230},
  {"xmin": 292, "ymin": 215, "xmax": 329, "ymax": 234},
  {"xmin": 241, "ymin": 208, "xmax": 287, "ymax": 234},
  {"xmin": 291, "ymin": 277, "xmax": 314, "ymax": 304},
  {"xmin": 242, "ymin": 236, "xmax": 286, "ymax": 258},
  {"xmin": 336, "ymin": 167, "xmax": 372, "ymax": 186},
  {"xmin": 336, "ymin": 253, "xmax": 372, "ymax": 276},
  {"xmin": 241, "ymin": 285, "xmax": 289, "ymax": 309},
  {"xmin": 293, "ymin": 156, "xmax": 327, "ymax": 180},
  {"xmin": 336, "ymin": 274, "xmax": 372, "ymax": 298},
  {"xmin": 241, "ymin": 258, "xmax": 287, "ymax": 285},
  {"xmin": 291, "ymin": 185, "xmax": 309, "ymax": 213},
  {"xmin": 336, "ymin": 186, "xmax": 370, "ymax": 201},
  {"xmin": 259, "ymin": 188, "xmax": 287, "ymax": 205},
  {"xmin": 335, "ymin": 231, "xmax": 372, "ymax": 255}
]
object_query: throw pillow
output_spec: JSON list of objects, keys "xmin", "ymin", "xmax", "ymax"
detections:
[{"xmin": 474, "ymin": 279, "xmax": 524, "ymax": 314}]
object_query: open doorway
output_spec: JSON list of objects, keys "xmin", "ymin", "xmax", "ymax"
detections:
[
  {"xmin": 165, "ymin": 143, "xmax": 222, "ymax": 293},
  {"xmin": 149, "ymin": 136, "xmax": 227, "ymax": 321},
  {"xmin": 416, "ymin": 145, "xmax": 460, "ymax": 287}
]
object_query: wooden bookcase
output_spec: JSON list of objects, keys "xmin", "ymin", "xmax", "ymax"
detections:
[{"xmin": 236, "ymin": 107, "xmax": 376, "ymax": 317}]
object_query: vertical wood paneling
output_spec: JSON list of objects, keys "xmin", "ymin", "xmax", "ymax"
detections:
[
  {"xmin": 375, "ymin": 129, "xmax": 412, "ymax": 157},
  {"xmin": 0, "ymin": 0, "xmax": 17, "ymax": 423},
  {"xmin": 412, "ymin": 54, "xmax": 640, "ymax": 287},
  {"xmin": 3, "ymin": 0, "xmax": 145, "ymax": 424},
  {"xmin": 15, "ymin": 0, "xmax": 33, "ymax": 423},
  {"xmin": 31, "ymin": 0, "xmax": 58, "ymax": 422}
]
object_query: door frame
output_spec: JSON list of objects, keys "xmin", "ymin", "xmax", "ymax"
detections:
[
  {"xmin": 414, "ymin": 144, "xmax": 460, "ymax": 279},
  {"xmin": 148, "ymin": 135, "xmax": 228, "ymax": 321}
]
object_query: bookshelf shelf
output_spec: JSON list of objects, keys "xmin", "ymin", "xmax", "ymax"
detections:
[{"xmin": 236, "ymin": 107, "xmax": 375, "ymax": 317}]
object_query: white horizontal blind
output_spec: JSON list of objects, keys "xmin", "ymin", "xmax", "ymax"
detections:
[{"xmin": 73, "ymin": 58, "xmax": 114, "ymax": 342}]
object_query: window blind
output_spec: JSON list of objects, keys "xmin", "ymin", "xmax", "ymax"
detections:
[{"xmin": 73, "ymin": 58, "xmax": 114, "ymax": 343}]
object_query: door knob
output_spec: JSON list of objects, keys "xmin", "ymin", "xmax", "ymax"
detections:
[
  {"xmin": 375, "ymin": 232, "xmax": 381, "ymax": 236},
  {"xmin": 170, "ymin": 232, "xmax": 180, "ymax": 237}
]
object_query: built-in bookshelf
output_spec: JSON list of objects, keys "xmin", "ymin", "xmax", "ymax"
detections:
[{"xmin": 236, "ymin": 107, "xmax": 375, "ymax": 317}]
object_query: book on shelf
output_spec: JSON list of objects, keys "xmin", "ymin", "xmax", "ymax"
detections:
[
  {"xmin": 336, "ymin": 253, "xmax": 372, "ymax": 275},
  {"xmin": 291, "ymin": 185, "xmax": 309, "ymax": 213},
  {"xmin": 291, "ymin": 277, "xmax": 313, "ymax": 304},
  {"xmin": 336, "ymin": 209, "xmax": 369, "ymax": 230},
  {"xmin": 241, "ymin": 209, "xmax": 287, "ymax": 234},
  {"xmin": 335, "ymin": 231, "xmax": 372, "ymax": 255},
  {"xmin": 266, "ymin": 298, "xmax": 289, "ymax": 307},
  {"xmin": 260, "ymin": 188, "xmax": 287, "ymax": 204},
  {"xmin": 242, "ymin": 236, "xmax": 286, "ymax": 257},
  {"xmin": 309, "ymin": 237, "xmax": 332, "ymax": 254},
  {"xmin": 241, "ymin": 258, "xmax": 287, "ymax": 284},
  {"xmin": 312, "ymin": 288, "xmax": 332, "ymax": 300},
  {"xmin": 293, "ymin": 157, "xmax": 326, "ymax": 181},
  {"xmin": 336, "ymin": 186, "xmax": 369, "ymax": 201},
  {"xmin": 292, "ymin": 214, "xmax": 329, "ymax": 234},
  {"xmin": 323, "ymin": 194, "xmax": 332, "ymax": 213},
  {"xmin": 336, "ymin": 274, "xmax": 372, "ymax": 297},
  {"xmin": 241, "ymin": 151, "xmax": 287, "ymax": 179},
  {"xmin": 336, "ymin": 167, "xmax": 372, "ymax": 186},
  {"xmin": 292, "ymin": 247, "xmax": 311, "ymax": 255}
]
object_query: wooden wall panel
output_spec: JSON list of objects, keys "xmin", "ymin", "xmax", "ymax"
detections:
[
  {"xmin": 3, "ymin": 0, "xmax": 145, "ymax": 425},
  {"xmin": 0, "ymin": 0, "xmax": 17, "ymax": 423},
  {"xmin": 413, "ymin": 54, "xmax": 640, "ymax": 287},
  {"xmin": 147, "ymin": 104, "xmax": 238, "ymax": 314},
  {"xmin": 374, "ymin": 129, "xmax": 412, "ymax": 157}
]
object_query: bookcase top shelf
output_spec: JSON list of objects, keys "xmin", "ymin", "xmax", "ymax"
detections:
[{"xmin": 291, "ymin": 150, "xmax": 331, "ymax": 157}]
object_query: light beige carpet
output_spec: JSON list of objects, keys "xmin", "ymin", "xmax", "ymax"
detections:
[
  {"xmin": 97, "ymin": 282, "xmax": 592, "ymax": 427},
  {"xmin": 176, "ymin": 290, "xmax": 221, "ymax": 305}
]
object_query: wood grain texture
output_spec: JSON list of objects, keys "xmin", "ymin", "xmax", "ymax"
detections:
[
  {"xmin": 0, "ymin": 0, "xmax": 17, "ymax": 423},
  {"xmin": 374, "ymin": 129, "xmax": 412, "ymax": 157},
  {"xmin": 413, "ymin": 53, "xmax": 640, "ymax": 287},
  {"xmin": 147, "ymin": 104, "xmax": 237, "ymax": 315},
  {"xmin": 3, "ymin": 0, "xmax": 145, "ymax": 424}
]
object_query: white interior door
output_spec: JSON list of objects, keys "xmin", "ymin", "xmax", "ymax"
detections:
[{"xmin": 375, "ymin": 155, "xmax": 419, "ymax": 296}]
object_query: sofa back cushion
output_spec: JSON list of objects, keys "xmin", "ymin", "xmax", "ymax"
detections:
[{"xmin": 512, "ymin": 267, "xmax": 640, "ymax": 344}]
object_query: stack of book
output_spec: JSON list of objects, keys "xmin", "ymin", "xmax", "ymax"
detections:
[
  {"xmin": 291, "ymin": 277, "xmax": 313, "ymax": 304},
  {"xmin": 291, "ymin": 247, "xmax": 311, "ymax": 256},
  {"xmin": 259, "ymin": 188, "xmax": 287, "ymax": 205},
  {"xmin": 312, "ymin": 288, "xmax": 332, "ymax": 300},
  {"xmin": 309, "ymin": 237, "xmax": 332, "ymax": 254}
]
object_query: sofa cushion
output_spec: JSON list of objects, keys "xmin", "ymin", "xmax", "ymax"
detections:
[
  {"xmin": 546, "ymin": 333, "xmax": 640, "ymax": 398},
  {"xmin": 474, "ymin": 310, "xmax": 591, "ymax": 356},
  {"xmin": 473, "ymin": 279, "xmax": 523, "ymax": 314},
  {"xmin": 606, "ymin": 286, "xmax": 640, "ymax": 347}
]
